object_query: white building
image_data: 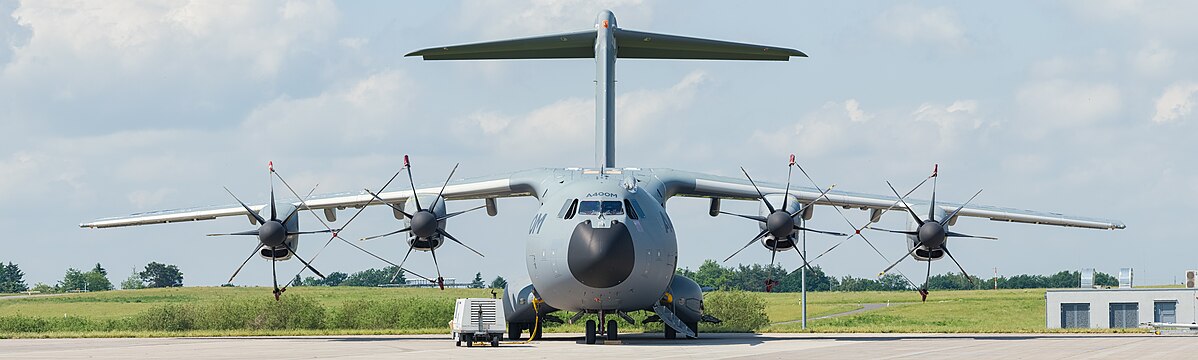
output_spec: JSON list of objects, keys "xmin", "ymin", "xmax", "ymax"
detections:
[{"xmin": 1046, "ymin": 288, "xmax": 1198, "ymax": 328}]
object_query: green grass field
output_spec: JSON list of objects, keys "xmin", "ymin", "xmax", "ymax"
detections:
[{"xmin": 0, "ymin": 287, "xmax": 1146, "ymax": 338}]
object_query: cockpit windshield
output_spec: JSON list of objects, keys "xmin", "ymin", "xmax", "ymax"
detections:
[{"xmin": 577, "ymin": 201, "xmax": 624, "ymax": 216}]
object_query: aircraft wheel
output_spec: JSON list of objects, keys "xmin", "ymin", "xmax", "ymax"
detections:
[
  {"xmin": 530, "ymin": 319, "xmax": 544, "ymax": 340},
  {"xmin": 686, "ymin": 321, "xmax": 699, "ymax": 339},
  {"xmin": 585, "ymin": 320, "xmax": 597, "ymax": 344},
  {"xmin": 507, "ymin": 323, "xmax": 523, "ymax": 340},
  {"xmin": 607, "ymin": 319, "xmax": 618, "ymax": 340},
  {"xmin": 664, "ymin": 324, "xmax": 676, "ymax": 339}
]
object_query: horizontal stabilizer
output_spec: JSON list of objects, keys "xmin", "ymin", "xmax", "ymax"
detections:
[
  {"xmin": 614, "ymin": 29, "xmax": 806, "ymax": 60},
  {"xmin": 406, "ymin": 30, "xmax": 596, "ymax": 60},
  {"xmin": 406, "ymin": 29, "xmax": 806, "ymax": 61}
]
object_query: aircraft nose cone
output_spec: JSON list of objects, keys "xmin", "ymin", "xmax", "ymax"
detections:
[
  {"xmin": 410, "ymin": 211, "xmax": 437, "ymax": 238},
  {"xmin": 258, "ymin": 221, "xmax": 286, "ymax": 248},
  {"xmin": 568, "ymin": 220, "xmax": 635, "ymax": 288},
  {"xmin": 918, "ymin": 221, "xmax": 946, "ymax": 248},
  {"xmin": 766, "ymin": 211, "xmax": 794, "ymax": 239}
]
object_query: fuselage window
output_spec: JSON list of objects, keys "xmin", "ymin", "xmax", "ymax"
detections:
[
  {"xmin": 627, "ymin": 199, "xmax": 645, "ymax": 219},
  {"xmin": 563, "ymin": 199, "xmax": 580, "ymax": 219},
  {"xmin": 623, "ymin": 199, "xmax": 639, "ymax": 219},
  {"xmin": 558, "ymin": 199, "xmax": 575, "ymax": 218},
  {"xmin": 578, "ymin": 201, "xmax": 624, "ymax": 216}
]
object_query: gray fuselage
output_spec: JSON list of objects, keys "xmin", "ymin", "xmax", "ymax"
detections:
[{"xmin": 523, "ymin": 169, "xmax": 677, "ymax": 312}]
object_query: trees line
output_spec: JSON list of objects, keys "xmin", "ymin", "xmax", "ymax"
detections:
[
  {"xmin": 676, "ymin": 259, "xmax": 1121, "ymax": 292},
  {"xmin": 0, "ymin": 261, "xmax": 183, "ymax": 293}
]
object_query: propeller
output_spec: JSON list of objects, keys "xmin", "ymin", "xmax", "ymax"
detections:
[
  {"xmin": 718, "ymin": 154, "xmax": 847, "ymax": 292},
  {"xmin": 272, "ymin": 164, "xmax": 435, "ymax": 295},
  {"xmin": 358, "ymin": 155, "xmax": 487, "ymax": 290},
  {"xmin": 872, "ymin": 164, "xmax": 994, "ymax": 301},
  {"xmin": 210, "ymin": 161, "xmax": 335, "ymax": 300}
]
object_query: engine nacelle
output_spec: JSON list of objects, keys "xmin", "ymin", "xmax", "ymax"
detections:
[
  {"xmin": 404, "ymin": 194, "xmax": 448, "ymax": 251},
  {"xmin": 503, "ymin": 283, "xmax": 557, "ymax": 324},
  {"xmin": 662, "ymin": 275, "xmax": 704, "ymax": 327}
]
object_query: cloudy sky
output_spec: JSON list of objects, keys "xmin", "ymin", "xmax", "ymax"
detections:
[{"xmin": 2, "ymin": 0, "xmax": 1196, "ymax": 288}]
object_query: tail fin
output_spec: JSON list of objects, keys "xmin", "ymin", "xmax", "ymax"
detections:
[{"xmin": 407, "ymin": 10, "xmax": 805, "ymax": 168}]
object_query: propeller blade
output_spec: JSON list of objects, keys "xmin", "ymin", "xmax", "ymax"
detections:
[
  {"xmin": 945, "ymin": 231, "xmax": 998, "ymax": 240},
  {"xmin": 724, "ymin": 229, "xmax": 770, "ymax": 263},
  {"xmin": 363, "ymin": 189, "xmax": 413, "ymax": 219},
  {"xmin": 740, "ymin": 167, "xmax": 775, "ymax": 213},
  {"xmin": 271, "ymin": 246, "xmax": 280, "ymax": 300},
  {"xmin": 790, "ymin": 238, "xmax": 815, "ymax": 273},
  {"xmin": 790, "ymin": 184, "xmax": 836, "ymax": 218},
  {"xmin": 360, "ymin": 227, "xmax": 411, "ymax": 242},
  {"xmin": 404, "ymin": 155, "xmax": 422, "ymax": 211},
  {"xmin": 929, "ymin": 168, "xmax": 937, "ymax": 222},
  {"xmin": 886, "ymin": 181, "xmax": 925, "ymax": 226},
  {"xmin": 781, "ymin": 154, "xmax": 795, "ymax": 211},
  {"xmin": 766, "ymin": 239, "xmax": 778, "ymax": 293},
  {"xmin": 430, "ymin": 245, "xmax": 443, "ymax": 290},
  {"xmin": 389, "ymin": 245, "xmax": 417, "ymax": 283},
  {"xmin": 436, "ymin": 229, "xmax": 484, "ymax": 257},
  {"xmin": 227, "ymin": 242, "xmax": 263, "ymax": 284},
  {"xmin": 865, "ymin": 226, "xmax": 919, "ymax": 236},
  {"xmin": 223, "ymin": 187, "xmax": 266, "ymax": 225},
  {"xmin": 430, "ymin": 163, "xmax": 459, "ymax": 211},
  {"xmin": 273, "ymin": 170, "xmax": 320, "ymax": 225},
  {"xmin": 207, "ymin": 230, "xmax": 260, "ymax": 237},
  {"xmin": 718, "ymin": 211, "xmax": 767, "ymax": 223},
  {"xmin": 941, "ymin": 245, "xmax": 976, "ymax": 285},
  {"xmin": 793, "ymin": 226, "xmax": 848, "ymax": 237},
  {"xmin": 944, "ymin": 189, "xmax": 984, "ymax": 224},
  {"xmin": 287, "ymin": 228, "xmax": 340, "ymax": 236},
  {"xmin": 437, "ymin": 205, "xmax": 486, "ymax": 221},
  {"xmin": 269, "ymin": 166, "xmax": 277, "ymax": 222},
  {"xmin": 924, "ymin": 256, "xmax": 932, "ymax": 295},
  {"xmin": 283, "ymin": 242, "xmax": 325, "ymax": 279},
  {"xmin": 878, "ymin": 243, "xmax": 922, "ymax": 277}
]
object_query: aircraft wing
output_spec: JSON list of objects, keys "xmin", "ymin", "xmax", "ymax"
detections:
[
  {"xmin": 80, "ymin": 170, "xmax": 550, "ymax": 229},
  {"xmin": 649, "ymin": 168, "xmax": 1125, "ymax": 230}
]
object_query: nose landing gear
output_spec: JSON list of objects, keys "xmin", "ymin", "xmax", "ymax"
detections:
[{"xmin": 583, "ymin": 310, "xmax": 621, "ymax": 344}]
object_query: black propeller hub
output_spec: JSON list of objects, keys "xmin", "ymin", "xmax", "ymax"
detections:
[
  {"xmin": 917, "ymin": 221, "xmax": 946, "ymax": 249},
  {"xmin": 765, "ymin": 211, "xmax": 795, "ymax": 239},
  {"xmin": 258, "ymin": 221, "xmax": 287, "ymax": 248},
  {"xmin": 410, "ymin": 211, "xmax": 438, "ymax": 238}
]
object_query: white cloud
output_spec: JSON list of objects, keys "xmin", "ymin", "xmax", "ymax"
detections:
[
  {"xmin": 876, "ymin": 4, "xmax": 968, "ymax": 50},
  {"xmin": 1015, "ymin": 80, "xmax": 1121, "ymax": 127},
  {"xmin": 845, "ymin": 99, "xmax": 872, "ymax": 123},
  {"xmin": 1152, "ymin": 82, "xmax": 1198, "ymax": 123},
  {"xmin": 1131, "ymin": 40, "xmax": 1175, "ymax": 76},
  {"xmin": 456, "ymin": 0, "xmax": 648, "ymax": 38},
  {"xmin": 457, "ymin": 71, "xmax": 707, "ymax": 162},
  {"xmin": 240, "ymin": 70, "xmax": 412, "ymax": 150}
]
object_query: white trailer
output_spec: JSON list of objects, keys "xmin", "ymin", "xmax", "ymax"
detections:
[{"xmin": 452, "ymin": 298, "xmax": 506, "ymax": 347}]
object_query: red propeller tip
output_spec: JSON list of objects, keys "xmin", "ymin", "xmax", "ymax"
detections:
[
  {"xmin": 404, "ymin": 155, "xmax": 410, "ymax": 167},
  {"xmin": 789, "ymin": 154, "xmax": 796, "ymax": 166},
  {"xmin": 932, "ymin": 164, "xmax": 938, "ymax": 177},
  {"xmin": 268, "ymin": 161, "xmax": 274, "ymax": 172}
]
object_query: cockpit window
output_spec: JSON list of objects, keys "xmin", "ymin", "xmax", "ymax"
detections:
[
  {"xmin": 577, "ymin": 201, "xmax": 624, "ymax": 216},
  {"xmin": 562, "ymin": 199, "xmax": 579, "ymax": 219}
]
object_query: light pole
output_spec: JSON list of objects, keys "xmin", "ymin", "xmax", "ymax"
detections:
[{"xmin": 801, "ymin": 219, "xmax": 807, "ymax": 330}]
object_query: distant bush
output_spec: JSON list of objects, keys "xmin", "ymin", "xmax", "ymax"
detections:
[
  {"xmin": 329, "ymin": 297, "xmax": 453, "ymax": 329},
  {"xmin": 702, "ymin": 291, "xmax": 769, "ymax": 332},
  {"xmin": 133, "ymin": 295, "xmax": 325, "ymax": 331}
]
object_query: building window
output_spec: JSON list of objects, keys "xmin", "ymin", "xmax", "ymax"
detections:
[
  {"xmin": 1109, "ymin": 302, "xmax": 1139, "ymax": 328},
  {"xmin": 1154, "ymin": 301, "xmax": 1177, "ymax": 323},
  {"xmin": 1061, "ymin": 303, "xmax": 1090, "ymax": 329}
]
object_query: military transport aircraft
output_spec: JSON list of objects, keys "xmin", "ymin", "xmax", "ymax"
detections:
[{"xmin": 82, "ymin": 10, "xmax": 1125, "ymax": 344}]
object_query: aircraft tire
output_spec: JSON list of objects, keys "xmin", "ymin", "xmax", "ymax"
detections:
[
  {"xmin": 607, "ymin": 320, "xmax": 618, "ymax": 340},
  {"xmin": 664, "ymin": 324, "xmax": 676, "ymax": 339},
  {"xmin": 585, "ymin": 320, "xmax": 597, "ymax": 344},
  {"xmin": 507, "ymin": 323, "xmax": 523, "ymax": 340}
]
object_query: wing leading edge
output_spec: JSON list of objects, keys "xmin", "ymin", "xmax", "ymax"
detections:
[
  {"xmin": 80, "ymin": 171, "xmax": 543, "ymax": 229},
  {"xmin": 651, "ymin": 168, "xmax": 1125, "ymax": 230}
]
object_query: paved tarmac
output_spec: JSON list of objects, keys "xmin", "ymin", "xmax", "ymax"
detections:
[{"xmin": 1, "ymin": 333, "xmax": 1194, "ymax": 359}]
